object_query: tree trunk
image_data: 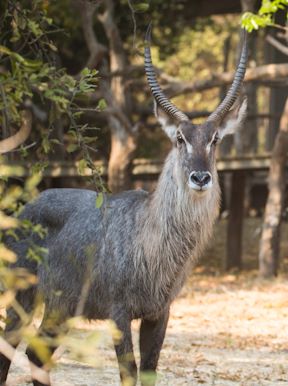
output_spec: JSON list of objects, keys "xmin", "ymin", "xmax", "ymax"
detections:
[
  {"xmin": 240, "ymin": 32, "xmax": 258, "ymax": 154},
  {"xmin": 108, "ymin": 130, "xmax": 136, "ymax": 193},
  {"xmin": 237, "ymin": 0, "xmax": 258, "ymax": 155},
  {"xmin": 265, "ymin": 9, "xmax": 288, "ymax": 151},
  {"xmin": 259, "ymin": 98, "xmax": 288, "ymax": 278},
  {"xmin": 225, "ymin": 170, "xmax": 246, "ymax": 270},
  {"xmin": 78, "ymin": 0, "xmax": 137, "ymax": 193},
  {"xmin": 99, "ymin": 0, "xmax": 136, "ymax": 192},
  {"xmin": 225, "ymin": 0, "xmax": 255, "ymax": 271}
]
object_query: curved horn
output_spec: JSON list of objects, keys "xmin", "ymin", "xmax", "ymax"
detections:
[
  {"xmin": 207, "ymin": 30, "xmax": 248, "ymax": 123},
  {"xmin": 144, "ymin": 23, "xmax": 189, "ymax": 122}
]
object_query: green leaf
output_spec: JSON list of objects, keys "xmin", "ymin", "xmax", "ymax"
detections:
[
  {"xmin": 77, "ymin": 159, "xmax": 88, "ymax": 176},
  {"xmin": 80, "ymin": 68, "xmax": 90, "ymax": 77},
  {"xmin": 133, "ymin": 3, "xmax": 149, "ymax": 12},
  {"xmin": 95, "ymin": 193, "xmax": 103, "ymax": 208},
  {"xmin": 97, "ymin": 98, "xmax": 107, "ymax": 111},
  {"xmin": 47, "ymin": 42, "xmax": 58, "ymax": 52},
  {"xmin": 68, "ymin": 130, "xmax": 78, "ymax": 139},
  {"xmin": 27, "ymin": 336, "xmax": 51, "ymax": 363},
  {"xmin": 45, "ymin": 17, "xmax": 53, "ymax": 25},
  {"xmin": 66, "ymin": 143, "xmax": 78, "ymax": 153},
  {"xmin": 72, "ymin": 111, "xmax": 84, "ymax": 118},
  {"xmin": 31, "ymin": 162, "xmax": 48, "ymax": 174},
  {"xmin": 0, "ymin": 46, "xmax": 42, "ymax": 68},
  {"xmin": 25, "ymin": 174, "xmax": 42, "ymax": 191},
  {"xmin": 83, "ymin": 136, "xmax": 98, "ymax": 144},
  {"xmin": 10, "ymin": 34, "xmax": 21, "ymax": 43},
  {"xmin": 27, "ymin": 20, "xmax": 43, "ymax": 37},
  {"xmin": 90, "ymin": 69, "xmax": 98, "ymax": 76},
  {"xmin": 50, "ymin": 139, "xmax": 62, "ymax": 145},
  {"xmin": 41, "ymin": 135, "xmax": 51, "ymax": 154}
]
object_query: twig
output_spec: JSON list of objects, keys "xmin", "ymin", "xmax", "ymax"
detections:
[
  {"xmin": 10, "ymin": 141, "xmax": 37, "ymax": 153},
  {"xmin": 127, "ymin": 0, "xmax": 137, "ymax": 51},
  {"xmin": 0, "ymin": 110, "xmax": 32, "ymax": 154},
  {"xmin": 76, "ymin": 0, "xmax": 107, "ymax": 70},
  {"xmin": 272, "ymin": 23, "xmax": 288, "ymax": 32},
  {"xmin": 0, "ymin": 337, "xmax": 50, "ymax": 385},
  {"xmin": 0, "ymin": 83, "xmax": 10, "ymax": 138},
  {"xmin": 164, "ymin": 63, "xmax": 288, "ymax": 98},
  {"xmin": 266, "ymin": 34, "xmax": 288, "ymax": 56}
]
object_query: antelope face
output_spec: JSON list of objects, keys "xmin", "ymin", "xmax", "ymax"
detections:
[
  {"xmin": 155, "ymin": 99, "xmax": 247, "ymax": 194},
  {"xmin": 176, "ymin": 121, "xmax": 217, "ymax": 192}
]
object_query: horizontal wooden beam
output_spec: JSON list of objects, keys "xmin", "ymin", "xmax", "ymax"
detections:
[{"xmin": 1, "ymin": 155, "xmax": 288, "ymax": 179}]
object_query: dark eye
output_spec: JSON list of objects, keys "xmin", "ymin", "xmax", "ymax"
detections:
[
  {"xmin": 177, "ymin": 133, "xmax": 184, "ymax": 145},
  {"xmin": 212, "ymin": 134, "xmax": 219, "ymax": 146}
]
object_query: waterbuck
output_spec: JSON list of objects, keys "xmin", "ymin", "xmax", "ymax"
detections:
[{"xmin": 0, "ymin": 26, "xmax": 248, "ymax": 386}]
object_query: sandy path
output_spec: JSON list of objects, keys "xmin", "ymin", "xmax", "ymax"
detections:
[{"xmin": 6, "ymin": 272, "xmax": 288, "ymax": 386}]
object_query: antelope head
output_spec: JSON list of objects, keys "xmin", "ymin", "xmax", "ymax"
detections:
[{"xmin": 144, "ymin": 25, "xmax": 248, "ymax": 194}]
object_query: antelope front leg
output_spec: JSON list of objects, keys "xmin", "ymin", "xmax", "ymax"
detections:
[
  {"xmin": 139, "ymin": 308, "xmax": 169, "ymax": 386},
  {"xmin": 112, "ymin": 310, "xmax": 137, "ymax": 386}
]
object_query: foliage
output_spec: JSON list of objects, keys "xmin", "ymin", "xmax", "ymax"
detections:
[
  {"xmin": 0, "ymin": 0, "xmax": 103, "ymax": 187},
  {"xmin": 242, "ymin": 0, "xmax": 288, "ymax": 31},
  {"xmin": 0, "ymin": 0, "xmax": 106, "ymax": 375}
]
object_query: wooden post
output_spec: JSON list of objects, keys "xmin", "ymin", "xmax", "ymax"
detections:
[
  {"xmin": 259, "ymin": 99, "xmax": 288, "ymax": 277},
  {"xmin": 225, "ymin": 170, "xmax": 246, "ymax": 270}
]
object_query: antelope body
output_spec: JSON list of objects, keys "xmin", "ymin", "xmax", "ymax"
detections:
[{"xmin": 0, "ymin": 27, "xmax": 248, "ymax": 386}]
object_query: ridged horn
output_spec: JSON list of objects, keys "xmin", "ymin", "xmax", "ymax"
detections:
[
  {"xmin": 144, "ymin": 23, "xmax": 189, "ymax": 123},
  {"xmin": 207, "ymin": 30, "xmax": 248, "ymax": 123}
]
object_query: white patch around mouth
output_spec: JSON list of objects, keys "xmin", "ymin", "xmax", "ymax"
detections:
[{"xmin": 188, "ymin": 179, "xmax": 213, "ymax": 192}]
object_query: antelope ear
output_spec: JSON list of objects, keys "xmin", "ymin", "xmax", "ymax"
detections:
[
  {"xmin": 154, "ymin": 102, "xmax": 178, "ymax": 142},
  {"xmin": 218, "ymin": 98, "xmax": 247, "ymax": 140}
]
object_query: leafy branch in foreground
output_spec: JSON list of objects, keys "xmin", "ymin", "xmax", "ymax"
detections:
[
  {"xmin": 241, "ymin": 0, "xmax": 288, "ymax": 32},
  {"xmin": 0, "ymin": 1, "xmax": 106, "ymax": 375},
  {"xmin": 1, "ymin": 1, "xmax": 105, "ymax": 192}
]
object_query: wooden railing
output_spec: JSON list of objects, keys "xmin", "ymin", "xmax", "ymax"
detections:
[{"xmin": 1, "ymin": 154, "xmax": 288, "ymax": 179}]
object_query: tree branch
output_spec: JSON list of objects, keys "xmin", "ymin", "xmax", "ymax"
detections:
[
  {"xmin": 98, "ymin": 0, "xmax": 130, "ymax": 112},
  {"xmin": 266, "ymin": 34, "xmax": 288, "ymax": 56},
  {"xmin": 259, "ymin": 97, "xmax": 288, "ymax": 277},
  {"xmin": 165, "ymin": 63, "xmax": 288, "ymax": 98},
  {"xmin": 0, "ymin": 110, "xmax": 32, "ymax": 154},
  {"xmin": 0, "ymin": 336, "xmax": 49, "ymax": 385},
  {"xmin": 76, "ymin": 0, "xmax": 107, "ymax": 69}
]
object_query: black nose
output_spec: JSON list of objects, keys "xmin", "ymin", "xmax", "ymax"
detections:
[{"xmin": 190, "ymin": 171, "xmax": 211, "ymax": 187}]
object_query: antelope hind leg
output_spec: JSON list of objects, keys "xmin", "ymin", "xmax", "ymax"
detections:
[{"xmin": 112, "ymin": 310, "xmax": 137, "ymax": 386}]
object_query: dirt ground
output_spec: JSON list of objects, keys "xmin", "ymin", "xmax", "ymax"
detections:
[
  {"xmin": 5, "ymin": 272, "xmax": 288, "ymax": 386},
  {"xmin": 5, "ymin": 219, "xmax": 288, "ymax": 386}
]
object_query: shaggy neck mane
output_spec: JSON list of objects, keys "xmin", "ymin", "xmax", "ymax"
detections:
[{"xmin": 134, "ymin": 149, "xmax": 220, "ymax": 298}]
